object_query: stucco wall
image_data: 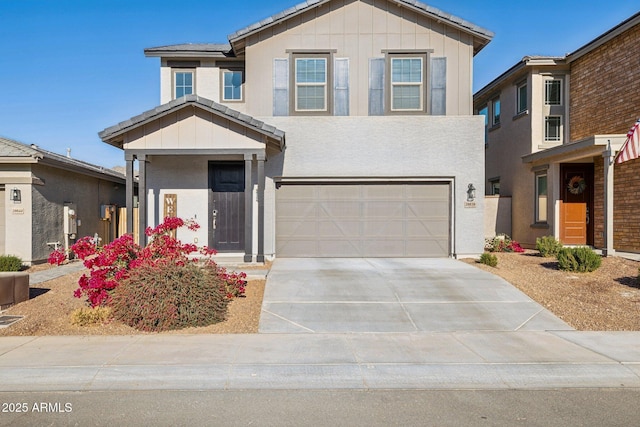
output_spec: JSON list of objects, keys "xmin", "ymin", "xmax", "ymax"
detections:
[
  {"xmin": 29, "ymin": 165, "xmax": 126, "ymax": 263},
  {"xmin": 243, "ymin": 0, "xmax": 475, "ymax": 117},
  {"xmin": 263, "ymin": 115, "xmax": 485, "ymax": 257}
]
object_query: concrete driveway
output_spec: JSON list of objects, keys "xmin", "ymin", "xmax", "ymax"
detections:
[{"xmin": 259, "ymin": 258, "xmax": 572, "ymax": 333}]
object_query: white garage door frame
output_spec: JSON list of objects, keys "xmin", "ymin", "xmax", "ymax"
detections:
[{"xmin": 274, "ymin": 177, "xmax": 456, "ymax": 258}]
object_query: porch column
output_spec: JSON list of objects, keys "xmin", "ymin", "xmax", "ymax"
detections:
[
  {"xmin": 602, "ymin": 142, "xmax": 615, "ymax": 257},
  {"xmin": 125, "ymin": 153, "xmax": 135, "ymax": 235},
  {"xmin": 138, "ymin": 154, "xmax": 148, "ymax": 247},
  {"xmin": 257, "ymin": 154, "xmax": 265, "ymax": 263},
  {"xmin": 244, "ymin": 154, "xmax": 253, "ymax": 263}
]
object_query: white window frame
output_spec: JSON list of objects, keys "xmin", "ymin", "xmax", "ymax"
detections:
[
  {"xmin": 222, "ymin": 70, "xmax": 243, "ymax": 102},
  {"xmin": 535, "ymin": 172, "xmax": 548, "ymax": 223},
  {"xmin": 173, "ymin": 69, "xmax": 194, "ymax": 99},
  {"xmin": 516, "ymin": 81, "xmax": 527, "ymax": 114},
  {"xmin": 489, "ymin": 179, "xmax": 500, "ymax": 196},
  {"xmin": 294, "ymin": 57, "xmax": 328, "ymax": 112},
  {"xmin": 390, "ymin": 56, "xmax": 424, "ymax": 112},
  {"xmin": 545, "ymin": 116, "xmax": 562, "ymax": 142},
  {"xmin": 491, "ymin": 96, "xmax": 501, "ymax": 126},
  {"xmin": 544, "ymin": 79, "xmax": 562, "ymax": 105}
]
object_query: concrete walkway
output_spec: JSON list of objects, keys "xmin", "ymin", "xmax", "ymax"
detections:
[{"xmin": 1, "ymin": 257, "xmax": 638, "ymax": 392}]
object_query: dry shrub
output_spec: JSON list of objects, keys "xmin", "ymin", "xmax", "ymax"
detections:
[
  {"xmin": 110, "ymin": 261, "xmax": 228, "ymax": 332},
  {"xmin": 70, "ymin": 307, "xmax": 112, "ymax": 326}
]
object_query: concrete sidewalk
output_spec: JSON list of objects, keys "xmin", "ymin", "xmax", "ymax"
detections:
[
  {"xmin": 6, "ymin": 257, "xmax": 639, "ymax": 392},
  {"xmin": 0, "ymin": 331, "xmax": 639, "ymax": 391}
]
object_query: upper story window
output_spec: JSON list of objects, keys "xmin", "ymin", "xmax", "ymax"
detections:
[
  {"xmin": 222, "ymin": 70, "xmax": 243, "ymax": 102},
  {"xmin": 516, "ymin": 81, "xmax": 527, "ymax": 114},
  {"xmin": 174, "ymin": 70, "xmax": 194, "ymax": 99},
  {"xmin": 390, "ymin": 57, "xmax": 424, "ymax": 111},
  {"xmin": 491, "ymin": 97, "xmax": 501, "ymax": 126},
  {"xmin": 545, "ymin": 79, "xmax": 562, "ymax": 105},
  {"xmin": 294, "ymin": 56, "xmax": 328, "ymax": 112}
]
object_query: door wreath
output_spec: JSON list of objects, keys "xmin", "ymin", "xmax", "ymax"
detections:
[{"xmin": 567, "ymin": 175, "xmax": 586, "ymax": 195}]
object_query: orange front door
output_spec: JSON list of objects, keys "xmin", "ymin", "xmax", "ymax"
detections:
[
  {"xmin": 559, "ymin": 201, "xmax": 587, "ymax": 244},
  {"xmin": 559, "ymin": 164, "xmax": 593, "ymax": 246}
]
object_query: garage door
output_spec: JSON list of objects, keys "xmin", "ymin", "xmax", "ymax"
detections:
[{"xmin": 276, "ymin": 182, "xmax": 450, "ymax": 257}]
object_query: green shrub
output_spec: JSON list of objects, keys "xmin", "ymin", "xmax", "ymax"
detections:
[
  {"xmin": 110, "ymin": 261, "xmax": 229, "ymax": 332},
  {"xmin": 556, "ymin": 247, "xmax": 602, "ymax": 272},
  {"xmin": 0, "ymin": 255, "xmax": 24, "ymax": 272},
  {"xmin": 479, "ymin": 252, "xmax": 498, "ymax": 267},
  {"xmin": 70, "ymin": 307, "xmax": 112, "ymax": 326},
  {"xmin": 536, "ymin": 235, "xmax": 563, "ymax": 257}
]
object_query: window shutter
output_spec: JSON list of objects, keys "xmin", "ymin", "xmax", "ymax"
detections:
[
  {"xmin": 334, "ymin": 58, "xmax": 349, "ymax": 116},
  {"xmin": 368, "ymin": 58, "xmax": 385, "ymax": 116},
  {"xmin": 273, "ymin": 58, "xmax": 289, "ymax": 116},
  {"xmin": 430, "ymin": 57, "xmax": 446, "ymax": 115}
]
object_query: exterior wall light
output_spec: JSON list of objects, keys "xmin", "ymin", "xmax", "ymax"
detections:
[
  {"xmin": 466, "ymin": 183, "xmax": 476, "ymax": 202},
  {"xmin": 10, "ymin": 188, "xmax": 21, "ymax": 202}
]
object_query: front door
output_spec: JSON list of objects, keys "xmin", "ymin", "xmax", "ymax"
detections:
[
  {"xmin": 559, "ymin": 163, "xmax": 593, "ymax": 245},
  {"xmin": 209, "ymin": 162, "xmax": 245, "ymax": 252}
]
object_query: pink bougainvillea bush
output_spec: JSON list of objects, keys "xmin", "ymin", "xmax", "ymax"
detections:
[
  {"xmin": 49, "ymin": 218, "xmax": 247, "ymax": 319},
  {"xmin": 485, "ymin": 235, "xmax": 525, "ymax": 253}
]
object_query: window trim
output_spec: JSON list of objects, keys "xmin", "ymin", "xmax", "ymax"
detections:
[
  {"xmin": 544, "ymin": 115, "xmax": 562, "ymax": 142},
  {"xmin": 172, "ymin": 69, "xmax": 195, "ymax": 99},
  {"xmin": 221, "ymin": 69, "xmax": 244, "ymax": 102},
  {"xmin": 544, "ymin": 78, "xmax": 562, "ymax": 106},
  {"xmin": 535, "ymin": 171, "xmax": 548, "ymax": 224},
  {"xmin": 385, "ymin": 52, "xmax": 429, "ymax": 115},
  {"xmin": 516, "ymin": 80, "xmax": 527, "ymax": 114},
  {"xmin": 491, "ymin": 96, "xmax": 501, "ymax": 127},
  {"xmin": 290, "ymin": 52, "xmax": 333, "ymax": 116}
]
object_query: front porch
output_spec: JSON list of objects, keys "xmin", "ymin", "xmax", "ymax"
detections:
[{"xmin": 523, "ymin": 134, "xmax": 628, "ymax": 256}]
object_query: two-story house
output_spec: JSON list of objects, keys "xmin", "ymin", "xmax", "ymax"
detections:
[
  {"xmin": 476, "ymin": 11, "xmax": 640, "ymax": 255},
  {"xmin": 99, "ymin": 0, "xmax": 493, "ymax": 262}
]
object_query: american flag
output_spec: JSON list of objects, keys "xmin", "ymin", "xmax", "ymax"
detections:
[{"xmin": 615, "ymin": 118, "xmax": 640, "ymax": 164}]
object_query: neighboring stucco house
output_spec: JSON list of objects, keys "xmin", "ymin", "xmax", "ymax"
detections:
[
  {"xmin": 0, "ymin": 137, "xmax": 127, "ymax": 264},
  {"xmin": 475, "ymin": 12, "xmax": 640, "ymax": 255},
  {"xmin": 100, "ymin": 0, "xmax": 493, "ymax": 261}
]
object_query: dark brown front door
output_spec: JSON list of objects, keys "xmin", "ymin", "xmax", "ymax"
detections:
[
  {"xmin": 209, "ymin": 162, "xmax": 245, "ymax": 252},
  {"xmin": 559, "ymin": 163, "xmax": 593, "ymax": 245}
]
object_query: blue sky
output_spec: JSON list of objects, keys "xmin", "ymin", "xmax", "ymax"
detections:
[{"xmin": 0, "ymin": 0, "xmax": 637, "ymax": 168}]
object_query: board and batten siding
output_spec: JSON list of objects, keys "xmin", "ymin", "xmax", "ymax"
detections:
[{"xmin": 244, "ymin": 0, "xmax": 474, "ymax": 117}]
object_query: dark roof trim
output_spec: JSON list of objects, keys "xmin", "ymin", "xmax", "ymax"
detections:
[
  {"xmin": 473, "ymin": 56, "xmax": 566, "ymax": 102},
  {"xmin": 228, "ymin": 0, "xmax": 493, "ymax": 54},
  {"xmin": 99, "ymin": 95, "xmax": 286, "ymax": 150},
  {"xmin": 567, "ymin": 11, "xmax": 640, "ymax": 63},
  {"xmin": 144, "ymin": 43, "xmax": 233, "ymax": 58}
]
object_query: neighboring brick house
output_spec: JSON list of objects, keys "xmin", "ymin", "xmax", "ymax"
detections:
[
  {"xmin": 475, "ymin": 11, "xmax": 640, "ymax": 255},
  {"xmin": 0, "ymin": 137, "xmax": 127, "ymax": 264},
  {"xmin": 99, "ymin": 0, "xmax": 493, "ymax": 261}
]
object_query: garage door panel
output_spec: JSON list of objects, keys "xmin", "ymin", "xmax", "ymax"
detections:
[
  {"xmin": 318, "ymin": 220, "xmax": 361, "ymax": 237},
  {"xmin": 276, "ymin": 183, "xmax": 450, "ymax": 257},
  {"xmin": 319, "ymin": 201, "xmax": 361, "ymax": 218}
]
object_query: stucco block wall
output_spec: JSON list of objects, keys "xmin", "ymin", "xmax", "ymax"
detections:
[
  {"xmin": 30, "ymin": 165, "xmax": 126, "ymax": 263},
  {"xmin": 570, "ymin": 23, "xmax": 640, "ymax": 139},
  {"xmin": 263, "ymin": 115, "xmax": 485, "ymax": 257}
]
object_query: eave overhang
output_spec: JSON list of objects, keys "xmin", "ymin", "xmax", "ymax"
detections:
[{"xmin": 99, "ymin": 95, "xmax": 286, "ymax": 152}]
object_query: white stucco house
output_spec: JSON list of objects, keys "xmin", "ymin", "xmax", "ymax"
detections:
[{"xmin": 99, "ymin": 0, "xmax": 493, "ymax": 261}]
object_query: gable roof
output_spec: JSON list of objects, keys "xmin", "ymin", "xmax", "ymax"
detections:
[
  {"xmin": 0, "ymin": 136, "xmax": 126, "ymax": 182},
  {"xmin": 228, "ymin": 0, "xmax": 494, "ymax": 55},
  {"xmin": 99, "ymin": 95, "xmax": 286, "ymax": 150},
  {"xmin": 144, "ymin": 43, "xmax": 233, "ymax": 58},
  {"xmin": 567, "ymin": 11, "xmax": 640, "ymax": 63}
]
